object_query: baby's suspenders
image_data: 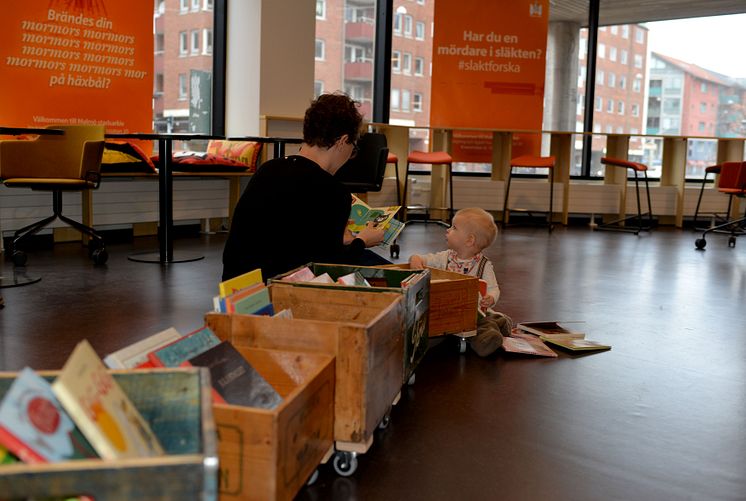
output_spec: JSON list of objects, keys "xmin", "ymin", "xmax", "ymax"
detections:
[{"xmin": 475, "ymin": 255, "xmax": 489, "ymax": 279}]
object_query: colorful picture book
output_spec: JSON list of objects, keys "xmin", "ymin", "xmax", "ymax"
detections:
[
  {"xmin": 0, "ymin": 368, "xmax": 98, "ymax": 463},
  {"xmin": 541, "ymin": 337, "xmax": 611, "ymax": 352},
  {"xmin": 348, "ymin": 194, "xmax": 404, "ymax": 247},
  {"xmin": 51, "ymin": 340, "xmax": 164, "ymax": 460},
  {"xmin": 187, "ymin": 341, "xmax": 282, "ymax": 410},
  {"xmin": 218, "ymin": 268, "xmax": 263, "ymax": 298},
  {"xmin": 502, "ymin": 331, "xmax": 558, "ymax": 358},
  {"xmin": 515, "ymin": 321, "xmax": 585, "ymax": 339},
  {"xmin": 147, "ymin": 326, "xmax": 220, "ymax": 368},
  {"xmin": 103, "ymin": 327, "xmax": 182, "ymax": 369}
]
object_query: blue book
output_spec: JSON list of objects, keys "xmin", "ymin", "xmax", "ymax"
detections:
[{"xmin": 147, "ymin": 326, "xmax": 220, "ymax": 367}]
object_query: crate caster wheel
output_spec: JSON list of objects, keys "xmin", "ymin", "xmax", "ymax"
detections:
[
  {"xmin": 332, "ymin": 451, "xmax": 358, "ymax": 477},
  {"xmin": 459, "ymin": 338, "xmax": 467, "ymax": 353},
  {"xmin": 12, "ymin": 250, "xmax": 27, "ymax": 267},
  {"xmin": 390, "ymin": 241, "xmax": 400, "ymax": 259},
  {"xmin": 729, "ymin": 236, "xmax": 737, "ymax": 247},
  {"xmin": 306, "ymin": 468, "xmax": 319, "ymax": 486},
  {"xmin": 91, "ymin": 248, "xmax": 108, "ymax": 265},
  {"xmin": 378, "ymin": 413, "xmax": 391, "ymax": 430},
  {"xmin": 695, "ymin": 238, "xmax": 706, "ymax": 250}
]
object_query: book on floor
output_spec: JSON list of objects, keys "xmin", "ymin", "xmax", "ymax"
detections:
[
  {"xmin": 0, "ymin": 367, "xmax": 98, "ymax": 463},
  {"xmin": 103, "ymin": 327, "xmax": 182, "ymax": 369},
  {"xmin": 51, "ymin": 340, "xmax": 164, "ymax": 459},
  {"xmin": 515, "ymin": 321, "xmax": 585, "ymax": 339},
  {"xmin": 187, "ymin": 341, "xmax": 282, "ymax": 410},
  {"xmin": 502, "ymin": 331, "xmax": 558, "ymax": 358},
  {"xmin": 147, "ymin": 325, "xmax": 221, "ymax": 368},
  {"xmin": 541, "ymin": 337, "xmax": 611, "ymax": 352}
]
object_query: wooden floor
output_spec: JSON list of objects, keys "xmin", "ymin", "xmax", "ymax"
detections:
[{"xmin": 1, "ymin": 224, "xmax": 745, "ymax": 500}]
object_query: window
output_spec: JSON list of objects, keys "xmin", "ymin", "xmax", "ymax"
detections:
[
  {"xmin": 154, "ymin": 73, "xmax": 164, "ymax": 94},
  {"xmin": 404, "ymin": 15, "xmax": 413, "ymax": 37},
  {"xmin": 620, "ymin": 50, "xmax": 628, "ymax": 64},
  {"xmin": 635, "ymin": 28, "xmax": 645, "ymax": 43},
  {"xmin": 413, "ymin": 93, "xmax": 423, "ymax": 112},
  {"xmin": 605, "ymin": 124, "xmax": 613, "ymax": 133},
  {"xmin": 598, "ymin": 43, "xmax": 605, "ymax": 58},
  {"xmin": 314, "ymin": 80, "xmax": 324, "ymax": 98},
  {"xmin": 597, "ymin": 70, "xmax": 604, "ymax": 85},
  {"xmin": 698, "ymin": 122, "xmax": 706, "ymax": 132},
  {"xmin": 315, "ymin": 39, "xmax": 325, "ymax": 60},
  {"xmin": 619, "ymin": 75, "xmax": 627, "ymax": 89},
  {"xmin": 178, "ymin": 73, "xmax": 187, "ymax": 99},
  {"xmin": 609, "ymin": 47, "xmax": 617, "ymax": 62},
  {"xmin": 203, "ymin": 0, "xmax": 213, "ymax": 10},
  {"xmin": 608, "ymin": 72, "xmax": 615, "ymax": 88},
  {"xmin": 576, "ymin": 94, "xmax": 584, "ymax": 115},
  {"xmin": 391, "ymin": 88, "xmax": 400, "ymax": 111},
  {"xmin": 595, "ymin": 96, "xmax": 602, "ymax": 111},
  {"xmin": 632, "ymin": 104, "xmax": 640, "ymax": 117},
  {"xmin": 700, "ymin": 102, "xmax": 707, "ymax": 113},
  {"xmin": 180, "ymin": 0, "xmax": 189, "ymax": 13},
  {"xmin": 578, "ymin": 66, "xmax": 586, "ymax": 86},
  {"xmin": 663, "ymin": 98, "xmax": 681, "ymax": 114},
  {"xmin": 593, "ymin": 123, "xmax": 601, "ymax": 133},
  {"xmin": 414, "ymin": 57, "xmax": 424, "ymax": 76},
  {"xmin": 402, "ymin": 90, "xmax": 411, "ymax": 112},
  {"xmin": 622, "ymin": 25, "xmax": 630, "ymax": 38},
  {"xmin": 392, "ymin": 50, "xmax": 401, "ymax": 72},
  {"xmin": 633, "ymin": 78, "xmax": 642, "ymax": 92},
  {"xmin": 191, "ymin": 30, "xmax": 200, "ymax": 54},
  {"xmin": 634, "ymin": 54, "xmax": 643, "ymax": 68},
  {"xmin": 417, "ymin": 0, "xmax": 425, "ymax": 4},
  {"xmin": 394, "ymin": 13, "xmax": 402, "ymax": 35},
  {"xmin": 179, "ymin": 31, "xmax": 188, "ymax": 56},
  {"xmin": 155, "ymin": 33, "xmax": 165, "ymax": 53},
  {"xmin": 402, "ymin": 53, "xmax": 412, "ymax": 74},
  {"xmin": 701, "ymin": 82, "xmax": 708, "ymax": 93},
  {"xmin": 191, "ymin": 0, "xmax": 200, "ymax": 12},
  {"xmin": 202, "ymin": 29, "xmax": 213, "ymax": 55},
  {"xmin": 316, "ymin": 0, "xmax": 325, "ymax": 19},
  {"xmin": 610, "ymin": 26, "xmax": 618, "ymax": 35},
  {"xmin": 415, "ymin": 21, "xmax": 425, "ymax": 40},
  {"xmin": 606, "ymin": 98, "xmax": 614, "ymax": 113},
  {"xmin": 617, "ymin": 101, "xmax": 624, "ymax": 115}
]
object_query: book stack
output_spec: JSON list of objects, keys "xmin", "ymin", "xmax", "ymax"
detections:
[
  {"xmin": 0, "ymin": 340, "xmax": 164, "ymax": 467},
  {"xmin": 213, "ymin": 268, "xmax": 276, "ymax": 315},
  {"xmin": 280, "ymin": 265, "xmax": 374, "ymax": 288},
  {"xmin": 503, "ymin": 321, "xmax": 611, "ymax": 356}
]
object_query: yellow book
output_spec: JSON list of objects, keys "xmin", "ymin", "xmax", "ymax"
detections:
[{"xmin": 218, "ymin": 268, "xmax": 263, "ymax": 298}]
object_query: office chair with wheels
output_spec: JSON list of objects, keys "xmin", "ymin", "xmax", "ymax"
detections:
[
  {"xmin": 0, "ymin": 125, "xmax": 108, "ymax": 266},
  {"xmin": 695, "ymin": 161, "xmax": 746, "ymax": 249}
]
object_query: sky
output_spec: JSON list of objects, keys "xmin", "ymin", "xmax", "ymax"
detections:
[{"xmin": 646, "ymin": 14, "xmax": 746, "ymax": 79}]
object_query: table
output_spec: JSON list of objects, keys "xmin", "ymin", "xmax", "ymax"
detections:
[
  {"xmin": 106, "ymin": 133, "xmax": 222, "ymax": 264},
  {"xmin": 0, "ymin": 127, "xmax": 65, "ymax": 290},
  {"xmin": 226, "ymin": 135, "xmax": 303, "ymax": 158}
]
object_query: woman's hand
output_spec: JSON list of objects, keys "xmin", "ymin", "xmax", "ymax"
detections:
[{"xmin": 355, "ymin": 222, "xmax": 385, "ymax": 247}]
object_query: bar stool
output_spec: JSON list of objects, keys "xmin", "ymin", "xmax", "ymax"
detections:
[
  {"xmin": 596, "ymin": 157, "xmax": 654, "ymax": 235},
  {"xmin": 388, "ymin": 152, "xmax": 401, "ymax": 205},
  {"xmin": 402, "ymin": 150, "xmax": 454, "ymax": 226},
  {"xmin": 502, "ymin": 155, "xmax": 555, "ymax": 232},
  {"xmin": 692, "ymin": 164, "xmax": 728, "ymax": 230}
]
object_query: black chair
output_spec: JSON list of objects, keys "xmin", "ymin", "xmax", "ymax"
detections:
[{"xmin": 335, "ymin": 132, "xmax": 389, "ymax": 194}]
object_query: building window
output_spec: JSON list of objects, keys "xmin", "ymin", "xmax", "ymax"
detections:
[
  {"xmin": 622, "ymin": 25, "xmax": 630, "ymax": 38},
  {"xmin": 698, "ymin": 122, "xmax": 706, "ymax": 132},
  {"xmin": 392, "ymin": 50, "xmax": 401, "ymax": 72},
  {"xmin": 620, "ymin": 50, "xmax": 628, "ymax": 65},
  {"xmin": 632, "ymin": 104, "xmax": 639, "ymax": 117},
  {"xmin": 179, "ymin": 31, "xmax": 188, "ymax": 56},
  {"xmin": 635, "ymin": 27, "xmax": 645, "ymax": 43},
  {"xmin": 316, "ymin": 0, "xmax": 325, "ymax": 19},
  {"xmin": 178, "ymin": 73, "xmax": 187, "ymax": 99},
  {"xmin": 203, "ymin": 29, "xmax": 213, "ymax": 55},
  {"xmin": 414, "ymin": 57, "xmax": 424, "ymax": 76},
  {"xmin": 402, "ymin": 53, "xmax": 412, "ymax": 74},
  {"xmin": 394, "ymin": 13, "xmax": 402, "ymax": 35},
  {"xmin": 402, "ymin": 90, "xmax": 411, "ymax": 112},
  {"xmin": 598, "ymin": 43, "xmax": 605, "ymax": 58},
  {"xmin": 155, "ymin": 33, "xmax": 165, "ymax": 53},
  {"xmin": 595, "ymin": 96, "xmax": 602, "ymax": 111},
  {"xmin": 404, "ymin": 15, "xmax": 413, "ymax": 37},
  {"xmin": 578, "ymin": 65, "xmax": 586, "ymax": 87},
  {"xmin": 593, "ymin": 123, "xmax": 601, "ymax": 133},
  {"xmin": 203, "ymin": 0, "xmax": 213, "ymax": 10},
  {"xmin": 413, "ymin": 93, "xmax": 423, "ymax": 112},
  {"xmin": 610, "ymin": 26, "xmax": 618, "ymax": 35},
  {"xmin": 417, "ymin": 0, "xmax": 425, "ymax": 4},
  {"xmin": 700, "ymin": 102, "xmax": 707, "ymax": 113},
  {"xmin": 191, "ymin": 0, "xmax": 200, "ymax": 12},
  {"xmin": 314, "ymin": 81, "xmax": 324, "ymax": 98},
  {"xmin": 180, "ymin": 0, "xmax": 189, "ymax": 13},
  {"xmin": 391, "ymin": 88, "xmax": 400, "ymax": 111},
  {"xmin": 605, "ymin": 124, "xmax": 613, "ymax": 133},
  {"xmin": 415, "ymin": 21, "xmax": 425, "ymax": 40},
  {"xmin": 634, "ymin": 54, "xmax": 643, "ymax": 68},
  {"xmin": 155, "ymin": 73, "xmax": 164, "ymax": 94},
  {"xmin": 633, "ymin": 78, "xmax": 642, "ymax": 92},
  {"xmin": 597, "ymin": 70, "xmax": 604, "ymax": 86},
  {"xmin": 315, "ymin": 39, "xmax": 325, "ymax": 60},
  {"xmin": 606, "ymin": 98, "xmax": 614, "ymax": 113},
  {"xmin": 617, "ymin": 101, "xmax": 624, "ymax": 115},
  {"xmin": 608, "ymin": 72, "xmax": 615, "ymax": 88},
  {"xmin": 191, "ymin": 30, "xmax": 200, "ymax": 54},
  {"xmin": 701, "ymin": 82, "xmax": 708, "ymax": 93},
  {"xmin": 609, "ymin": 47, "xmax": 617, "ymax": 62},
  {"xmin": 619, "ymin": 76, "xmax": 626, "ymax": 89}
]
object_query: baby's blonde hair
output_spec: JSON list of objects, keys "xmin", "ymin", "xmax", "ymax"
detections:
[{"xmin": 454, "ymin": 207, "xmax": 497, "ymax": 250}]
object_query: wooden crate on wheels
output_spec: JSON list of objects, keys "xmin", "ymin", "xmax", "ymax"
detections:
[
  {"xmin": 269, "ymin": 263, "xmax": 431, "ymax": 387},
  {"xmin": 206, "ymin": 286, "xmax": 404, "ymax": 477},
  {"xmin": 0, "ymin": 369, "xmax": 218, "ymax": 501},
  {"xmin": 386, "ymin": 264, "xmax": 479, "ymax": 337},
  {"xmin": 214, "ymin": 346, "xmax": 335, "ymax": 501}
]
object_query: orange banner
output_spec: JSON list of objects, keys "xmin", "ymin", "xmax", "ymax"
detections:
[
  {"xmin": 0, "ymin": 0, "xmax": 153, "ymax": 134},
  {"xmin": 431, "ymin": 0, "xmax": 549, "ymax": 160}
]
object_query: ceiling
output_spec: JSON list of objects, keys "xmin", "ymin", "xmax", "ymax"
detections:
[{"xmin": 548, "ymin": 0, "xmax": 746, "ymax": 26}]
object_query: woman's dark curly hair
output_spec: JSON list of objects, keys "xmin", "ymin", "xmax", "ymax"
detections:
[{"xmin": 303, "ymin": 93, "xmax": 363, "ymax": 148}]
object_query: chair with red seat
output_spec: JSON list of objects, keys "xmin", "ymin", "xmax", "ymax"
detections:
[
  {"xmin": 692, "ymin": 164, "xmax": 733, "ymax": 230},
  {"xmin": 596, "ymin": 156, "xmax": 653, "ymax": 235},
  {"xmin": 402, "ymin": 150, "xmax": 454, "ymax": 226},
  {"xmin": 387, "ymin": 152, "xmax": 401, "ymax": 205},
  {"xmin": 695, "ymin": 161, "xmax": 746, "ymax": 249},
  {"xmin": 502, "ymin": 155, "xmax": 556, "ymax": 232}
]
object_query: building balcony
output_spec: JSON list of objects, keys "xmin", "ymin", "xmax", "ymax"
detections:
[
  {"xmin": 345, "ymin": 20, "xmax": 374, "ymax": 43},
  {"xmin": 345, "ymin": 61, "xmax": 373, "ymax": 81}
]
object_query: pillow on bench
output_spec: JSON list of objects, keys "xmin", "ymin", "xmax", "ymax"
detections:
[
  {"xmin": 102, "ymin": 141, "xmax": 157, "ymax": 173},
  {"xmin": 166, "ymin": 140, "xmax": 263, "ymax": 173}
]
